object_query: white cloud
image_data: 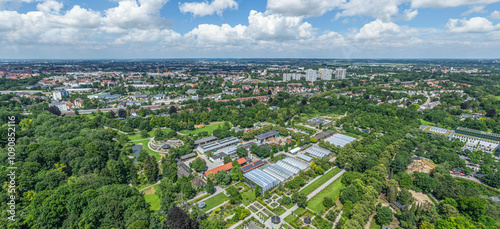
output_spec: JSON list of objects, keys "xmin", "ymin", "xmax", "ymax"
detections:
[
  {"xmin": 403, "ymin": 9, "xmax": 418, "ymax": 20},
  {"xmin": 461, "ymin": 5, "xmax": 487, "ymax": 16},
  {"xmin": 490, "ymin": 10, "xmax": 500, "ymax": 19},
  {"xmin": 0, "ymin": 0, "xmax": 34, "ymax": 10},
  {"xmin": 335, "ymin": 0, "xmax": 406, "ymax": 21},
  {"xmin": 36, "ymin": 0, "xmax": 63, "ymax": 14},
  {"xmin": 266, "ymin": 0, "xmax": 343, "ymax": 17},
  {"xmin": 103, "ymin": 0, "xmax": 170, "ymax": 34},
  {"xmin": 446, "ymin": 17, "xmax": 500, "ymax": 33},
  {"xmin": 0, "ymin": 0, "xmax": 179, "ymax": 46},
  {"xmin": 114, "ymin": 28, "xmax": 181, "ymax": 44},
  {"xmin": 247, "ymin": 10, "xmax": 313, "ymax": 41},
  {"xmin": 411, "ymin": 0, "xmax": 500, "ymax": 8},
  {"xmin": 354, "ymin": 19, "xmax": 401, "ymax": 40},
  {"xmin": 185, "ymin": 24, "xmax": 248, "ymax": 45},
  {"xmin": 179, "ymin": 0, "xmax": 237, "ymax": 17}
]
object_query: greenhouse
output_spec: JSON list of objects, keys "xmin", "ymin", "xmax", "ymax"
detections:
[
  {"xmin": 306, "ymin": 145, "xmax": 331, "ymax": 158},
  {"xmin": 244, "ymin": 169, "xmax": 279, "ymax": 192}
]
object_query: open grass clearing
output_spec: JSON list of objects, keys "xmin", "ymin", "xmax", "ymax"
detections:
[
  {"xmin": 242, "ymin": 190, "xmax": 256, "ymax": 206},
  {"xmin": 307, "ymin": 176, "xmax": 344, "ymax": 214},
  {"xmin": 202, "ymin": 192, "xmax": 229, "ymax": 213},
  {"xmin": 300, "ymin": 167, "xmax": 342, "ymax": 196},
  {"xmin": 179, "ymin": 122, "xmax": 226, "ymax": 135}
]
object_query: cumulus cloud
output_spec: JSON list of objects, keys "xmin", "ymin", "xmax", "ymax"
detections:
[
  {"xmin": 179, "ymin": 0, "xmax": 237, "ymax": 17},
  {"xmin": 461, "ymin": 5, "xmax": 487, "ymax": 16},
  {"xmin": 0, "ymin": 0, "xmax": 178, "ymax": 46},
  {"xmin": 335, "ymin": 0, "xmax": 405, "ymax": 21},
  {"xmin": 446, "ymin": 17, "xmax": 500, "ymax": 33},
  {"xmin": 103, "ymin": 0, "xmax": 170, "ymax": 34},
  {"xmin": 354, "ymin": 19, "xmax": 401, "ymax": 40},
  {"xmin": 490, "ymin": 10, "xmax": 500, "ymax": 19},
  {"xmin": 185, "ymin": 24, "xmax": 248, "ymax": 45},
  {"xmin": 266, "ymin": 0, "xmax": 343, "ymax": 17},
  {"xmin": 403, "ymin": 9, "xmax": 418, "ymax": 20},
  {"xmin": 411, "ymin": 0, "xmax": 500, "ymax": 8},
  {"xmin": 247, "ymin": 10, "xmax": 313, "ymax": 41}
]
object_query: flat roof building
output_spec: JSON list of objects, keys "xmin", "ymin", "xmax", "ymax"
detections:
[
  {"xmin": 307, "ymin": 117, "xmax": 332, "ymax": 127},
  {"xmin": 289, "ymin": 147, "xmax": 301, "ymax": 154},
  {"xmin": 177, "ymin": 161, "xmax": 191, "ymax": 177},
  {"xmin": 180, "ymin": 152, "xmax": 197, "ymax": 161},
  {"xmin": 315, "ymin": 130, "xmax": 336, "ymax": 140},
  {"xmin": 255, "ymin": 131, "xmax": 279, "ymax": 142},
  {"xmin": 194, "ymin": 136, "xmax": 218, "ymax": 147},
  {"xmin": 197, "ymin": 137, "xmax": 240, "ymax": 154}
]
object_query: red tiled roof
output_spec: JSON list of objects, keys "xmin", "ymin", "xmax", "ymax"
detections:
[{"xmin": 204, "ymin": 157, "xmax": 246, "ymax": 176}]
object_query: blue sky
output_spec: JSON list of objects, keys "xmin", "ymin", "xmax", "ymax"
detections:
[{"xmin": 1, "ymin": 0, "xmax": 500, "ymax": 59}]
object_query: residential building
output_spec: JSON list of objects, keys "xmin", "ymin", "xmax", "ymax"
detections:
[
  {"xmin": 318, "ymin": 68, "xmax": 333, "ymax": 80},
  {"xmin": 53, "ymin": 90, "xmax": 69, "ymax": 100},
  {"xmin": 336, "ymin": 68, "xmax": 347, "ymax": 79},
  {"xmin": 305, "ymin": 69, "xmax": 317, "ymax": 82}
]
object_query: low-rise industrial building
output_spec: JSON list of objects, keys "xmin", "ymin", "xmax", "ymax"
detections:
[
  {"xmin": 197, "ymin": 137, "xmax": 240, "ymax": 154},
  {"xmin": 307, "ymin": 117, "xmax": 332, "ymax": 127},
  {"xmin": 255, "ymin": 131, "xmax": 279, "ymax": 142},
  {"xmin": 194, "ymin": 136, "xmax": 218, "ymax": 147}
]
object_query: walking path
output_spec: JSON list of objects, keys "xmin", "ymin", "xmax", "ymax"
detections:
[
  {"xmin": 307, "ymin": 169, "xmax": 345, "ymax": 200},
  {"xmin": 333, "ymin": 210, "xmax": 343, "ymax": 228},
  {"xmin": 298, "ymin": 167, "xmax": 335, "ymax": 193}
]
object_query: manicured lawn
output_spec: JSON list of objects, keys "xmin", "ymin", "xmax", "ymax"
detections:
[
  {"xmin": 420, "ymin": 119, "xmax": 435, "ymax": 126},
  {"xmin": 179, "ymin": 123, "xmax": 226, "ymax": 135},
  {"xmin": 293, "ymin": 207, "xmax": 306, "ymax": 215},
  {"xmin": 144, "ymin": 194, "xmax": 161, "ymax": 211},
  {"xmin": 135, "ymin": 139, "xmax": 162, "ymax": 161},
  {"xmin": 284, "ymin": 215, "xmax": 295, "ymax": 225},
  {"xmin": 307, "ymin": 177, "xmax": 344, "ymax": 213},
  {"xmin": 201, "ymin": 193, "xmax": 229, "ymax": 212},
  {"xmin": 272, "ymin": 206, "xmax": 287, "ymax": 216},
  {"xmin": 242, "ymin": 190, "xmax": 256, "ymax": 206},
  {"xmin": 300, "ymin": 167, "xmax": 342, "ymax": 196}
]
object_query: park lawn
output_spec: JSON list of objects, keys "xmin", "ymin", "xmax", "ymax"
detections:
[
  {"xmin": 420, "ymin": 119, "xmax": 435, "ymax": 126},
  {"xmin": 135, "ymin": 139, "xmax": 162, "ymax": 161},
  {"xmin": 300, "ymin": 167, "xmax": 342, "ymax": 196},
  {"xmin": 272, "ymin": 206, "xmax": 287, "ymax": 216},
  {"xmin": 128, "ymin": 128, "xmax": 172, "ymax": 141},
  {"xmin": 144, "ymin": 194, "xmax": 161, "ymax": 211},
  {"xmin": 307, "ymin": 177, "xmax": 344, "ymax": 214},
  {"xmin": 242, "ymin": 190, "xmax": 256, "ymax": 206},
  {"xmin": 201, "ymin": 193, "xmax": 229, "ymax": 213},
  {"xmin": 179, "ymin": 123, "xmax": 225, "ymax": 135},
  {"xmin": 293, "ymin": 207, "xmax": 307, "ymax": 216},
  {"xmin": 81, "ymin": 113, "xmax": 97, "ymax": 119},
  {"xmin": 284, "ymin": 215, "xmax": 295, "ymax": 225}
]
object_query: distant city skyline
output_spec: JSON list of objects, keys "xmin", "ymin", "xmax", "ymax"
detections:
[{"xmin": 1, "ymin": 0, "xmax": 500, "ymax": 59}]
